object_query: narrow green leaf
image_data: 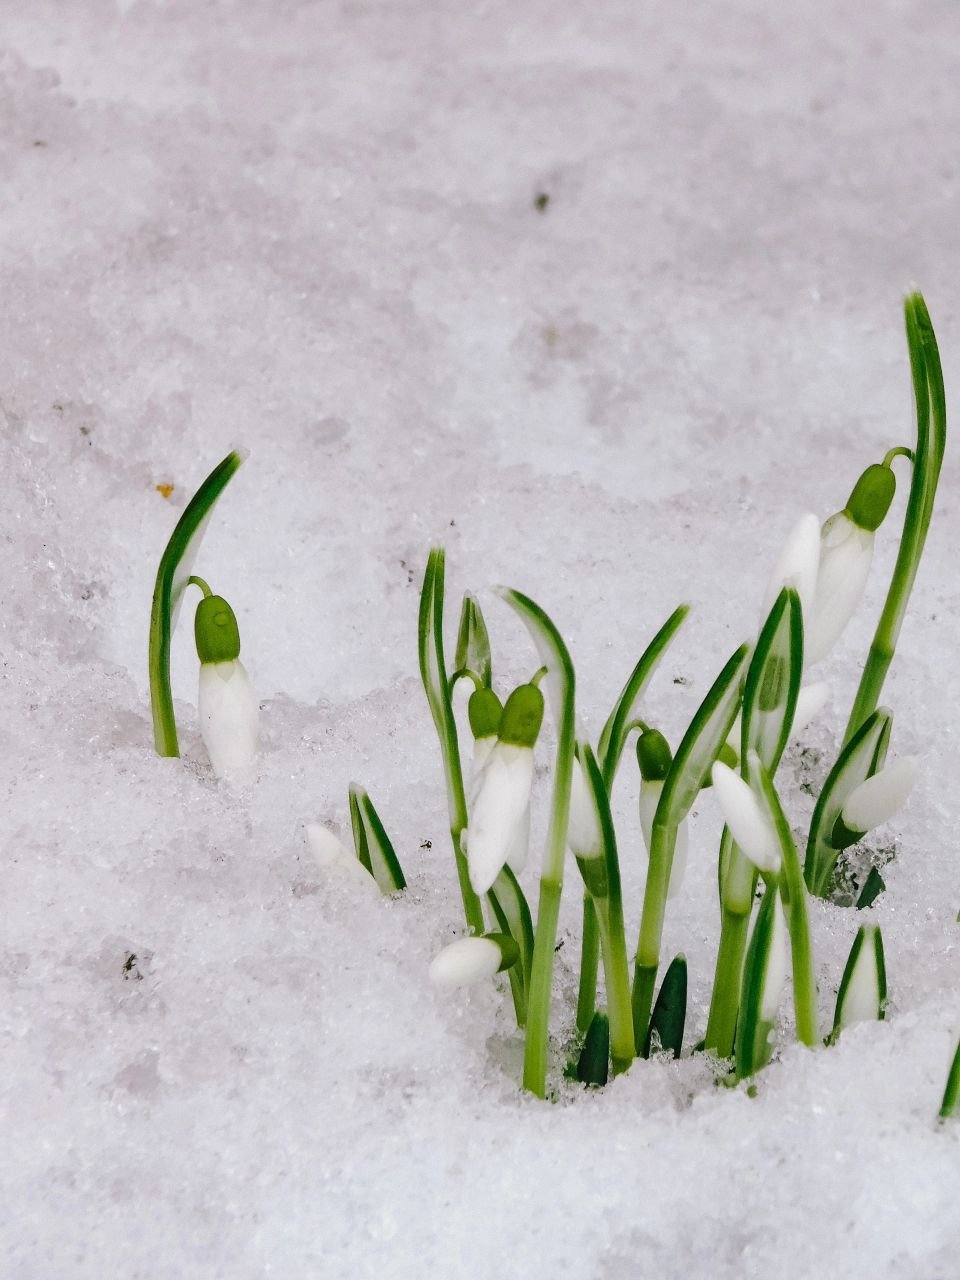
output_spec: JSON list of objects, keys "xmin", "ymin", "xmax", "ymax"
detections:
[
  {"xmin": 634, "ymin": 642, "xmax": 750, "ymax": 1048},
  {"xmin": 856, "ymin": 866, "xmax": 886, "ymax": 910},
  {"xmin": 643, "ymin": 954, "xmax": 687, "ymax": 1059},
  {"xmin": 576, "ymin": 1011, "xmax": 610, "ymax": 1087},
  {"xmin": 148, "ymin": 448, "xmax": 247, "ymax": 757},
  {"xmin": 829, "ymin": 924, "xmax": 886, "ymax": 1043},
  {"xmin": 597, "ymin": 604, "xmax": 690, "ymax": 785},
  {"xmin": 498, "ymin": 587, "xmax": 576, "ymax": 1099},
  {"xmin": 741, "ymin": 588, "xmax": 802, "ymax": 777},
  {"xmin": 488, "ymin": 865, "xmax": 535, "ymax": 995},
  {"xmin": 735, "ymin": 884, "xmax": 783, "ymax": 1080},
  {"xmin": 805, "ymin": 708, "xmax": 892, "ymax": 897},
  {"xmin": 347, "ymin": 784, "xmax": 406, "ymax": 894},
  {"xmin": 454, "ymin": 592, "xmax": 493, "ymax": 687},
  {"xmin": 576, "ymin": 743, "xmax": 635, "ymax": 1071},
  {"xmin": 939, "ymin": 1038, "xmax": 960, "ymax": 1120},
  {"xmin": 656, "ymin": 643, "xmax": 752, "ymax": 833}
]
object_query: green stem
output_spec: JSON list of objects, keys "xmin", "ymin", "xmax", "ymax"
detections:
[
  {"xmin": 576, "ymin": 894, "xmax": 600, "ymax": 1035},
  {"xmin": 187, "ymin": 575, "xmax": 213, "ymax": 598},
  {"xmin": 596, "ymin": 901, "xmax": 634, "ymax": 1073},
  {"xmin": 522, "ymin": 879, "xmax": 562, "ymax": 1097},
  {"xmin": 844, "ymin": 294, "xmax": 946, "ymax": 744},
  {"xmin": 632, "ymin": 817, "xmax": 677, "ymax": 1046},
  {"xmin": 755, "ymin": 760, "xmax": 819, "ymax": 1047},
  {"xmin": 703, "ymin": 908, "xmax": 751, "ymax": 1057}
]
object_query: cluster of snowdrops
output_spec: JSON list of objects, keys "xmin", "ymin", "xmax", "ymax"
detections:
[{"xmin": 147, "ymin": 293, "xmax": 959, "ymax": 1114}]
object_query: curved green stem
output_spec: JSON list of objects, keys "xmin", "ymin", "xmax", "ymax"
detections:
[{"xmin": 844, "ymin": 293, "xmax": 946, "ymax": 744}]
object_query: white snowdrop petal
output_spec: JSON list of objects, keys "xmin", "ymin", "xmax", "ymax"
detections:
[
  {"xmin": 306, "ymin": 823, "xmax": 352, "ymax": 867},
  {"xmin": 506, "ymin": 802, "xmax": 531, "ymax": 874},
  {"xmin": 638, "ymin": 779, "xmax": 662, "ymax": 853},
  {"xmin": 429, "ymin": 937, "xmax": 503, "ymax": 988},
  {"xmin": 842, "ymin": 757, "xmax": 918, "ymax": 833},
  {"xmin": 472, "ymin": 734, "xmax": 497, "ymax": 777},
  {"xmin": 198, "ymin": 659, "xmax": 259, "ymax": 780},
  {"xmin": 791, "ymin": 682, "xmax": 829, "ymax": 736},
  {"xmin": 710, "ymin": 762, "xmax": 781, "ymax": 874},
  {"xmin": 567, "ymin": 758, "xmax": 602, "ymax": 860},
  {"xmin": 466, "ymin": 744, "xmax": 534, "ymax": 894},
  {"xmin": 762, "ymin": 512, "xmax": 821, "ymax": 621},
  {"xmin": 305, "ymin": 824, "xmax": 377, "ymax": 889},
  {"xmin": 805, "ymin": 514, "xmax": 874, "ymax": 665},
  {"xmin": 760, "ymin": 897, "xmax": 790, "ymax": 1022}
]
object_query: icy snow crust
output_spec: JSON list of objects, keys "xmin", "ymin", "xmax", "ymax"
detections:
[{"xmin": 2, "ymin": 2, "xmax": 959, "ymax": 1276}]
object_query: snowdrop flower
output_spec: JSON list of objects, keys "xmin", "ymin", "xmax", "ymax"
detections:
[
  {"xmin": 637, "ymin": 729, "xmax": 687, "ymax": 898},
  {"xmin": 710, "ymin": 760, "xmax": 781, "ymax": 875},
  {"xmin": 761, "ymin": 513, "xmax": 821, "ymax": 621},
  {"xmin": 832, "ymin": 925, "xmax": 886, "ymax": 1036},
  {"xmin": 429, "ymin": 933, "xmax": 519, "ymax": 988},
  {"xmin": 305, "ymin": 823, "xmax": 377, "ymax": 891},
  {"xmin": 760, "ymin": 893, "xmax": 790, "ymax": 1022},
  {"xmin": 195, "ymin": 590, "xmax": 259, "ymax": 781},
  {"xmin": 805, "ymin": 463, "xmax": 896, "ymax": 666},
  {"xmin": 465, "ymin": 683, "xmax": 544, "ymax": 895},
  {"xmin": 833, "ymin": 756, "xmax": 918, "ymax": 846}
]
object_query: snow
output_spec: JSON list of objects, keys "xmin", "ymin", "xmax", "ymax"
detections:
[{"xmin": 2, "ymin": 1, "xmax": 959, "ymax": 1276}]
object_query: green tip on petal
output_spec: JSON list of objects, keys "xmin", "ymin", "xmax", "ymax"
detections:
[
  {"xmin": 845, "ymin": 462, "xmax": 897, "ymax": 532},
  {"xmin": 498, "ymin": 683, "xmax": 545, "ymax": 747},
  {"xmin": 468, "ymin": 687, "xmax": 503, "ymax": 739},
  {"xmin": 636, "ymin": 728, "xmax": 672, "ymax": 782},
  {"xmin": 195, "ymin": 595, "xmax": 241, "ymax": 664}
]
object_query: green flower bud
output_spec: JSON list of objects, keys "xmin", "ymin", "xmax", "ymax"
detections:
[
  {"xmin": 468, "ymin": 687, "xmax": 503, "ymax": 740},
  {"xmin": 845, "ymin": 463, "xmax": 896, "ymax": 532},
  {"xmin": 498, "ymin": 683, "xmax": 544, "ymax": 748},
  {"xmin": 636, "ymin": 729, "xmax": 672, "ymax": 782},
  {"xmin": 195, "ymin": 594, "xmax": 241, "ymax": 664}
]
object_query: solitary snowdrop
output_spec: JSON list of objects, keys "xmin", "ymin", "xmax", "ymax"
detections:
[
  {"xmin": 710, "ymin": 760, "xmax": 781, "ymax": 874},
  {"xmin": 761, "ymin": 512, "xmax": 821, "ymax": 621},
  {"xmin": 834, "ymin": 756, "xmax": 918, "ymax": 845},
  {"xmin": 637, "ymin": 729, "xmax": 687, "ymax": 898},
  {"xmin": 429, "ymin": 933, "xmax": 519, "ymax": 988},
  {"xmin": 465, "ymin": 683, "xmax": 544, "ymax": 894},
  {"xmin": 306, "ymin": 823, "xmax": 378, "ymax": 891},
  {"xmin": 194, "ymin": 586, "xmax": 259, "ymax": 781},
  {"xmin": 805, "ymin": 462, "xmax": 897, "ymax": 666}
]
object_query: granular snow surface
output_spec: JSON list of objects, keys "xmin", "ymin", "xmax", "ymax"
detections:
[{"xmin": 2, "ymin": 2, "xmax": 959, "ymax": 1278}]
